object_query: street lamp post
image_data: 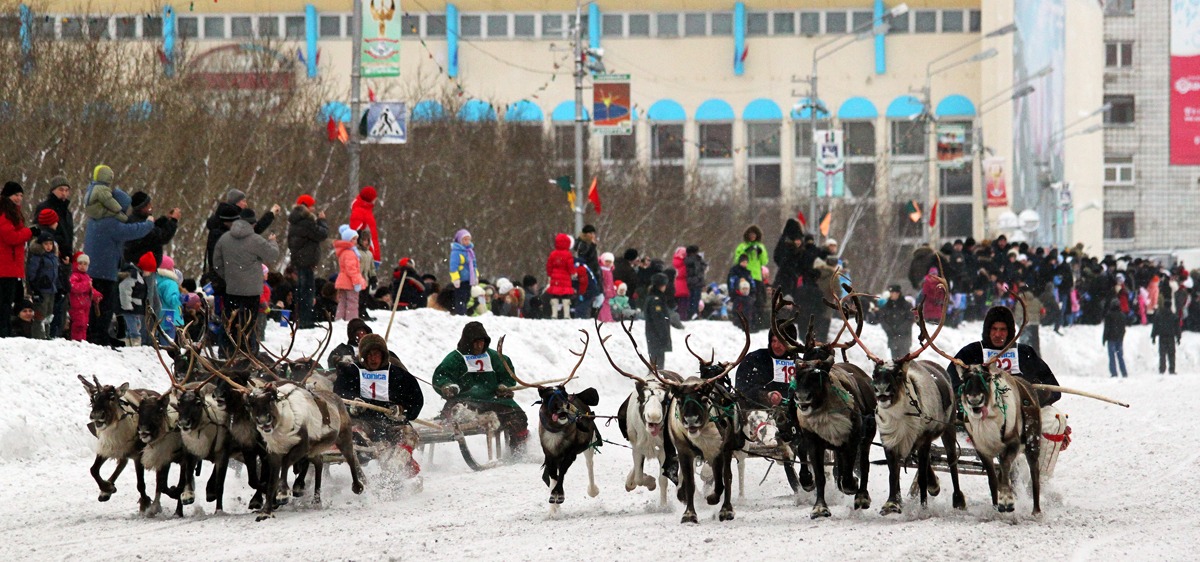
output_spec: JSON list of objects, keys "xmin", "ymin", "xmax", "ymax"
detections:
[{"xmin": 570, "ymin": 0, "xmax": 604, "ymax": 235}]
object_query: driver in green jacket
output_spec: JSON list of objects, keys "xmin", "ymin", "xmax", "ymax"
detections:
[{"xmin": 433, "ymin": 321, "xmax": 530, "ymax": 451}]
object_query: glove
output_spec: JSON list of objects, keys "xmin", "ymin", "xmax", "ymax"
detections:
[
  {"xmin": 442, "ymin": 384, "xmax": 460, "ymax": 398},
  {"xmin": 339, "ymin": 354, "xmax": 355, "ymax": 365},
  {"xmin": 347, "ymin": 404, "xmax": 362, "ymax": 416},
  {"xmin": 495, "ymin": 386, "xmax": 514, "ymax": 399},
  {"xmin": 386, "ymin": 405, "xmax": 406, "ymax": 422},
  {"xmin": 453, "ymin": 279, "xmax": 461, "ymax": 289},
  {"xmin": 767, "ymin": 391, "xmax": 783, "ymax": 407},
  {"xmin": 29, "ymin": 226, "xmax": 40, "ymax": 238}
]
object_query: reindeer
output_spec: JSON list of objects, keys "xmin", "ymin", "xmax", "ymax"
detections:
[
  {"xmin": 775, "ymin": 292, "xmax": 876, "ymax": 518},
  {"xmin": 836, "ymin": 283, "xmax": 966, "ymax": 515},
  {"xmin": 596, "ymin": 319, "xmax": 679, "ymax": 508},
  {"xmin": 652, "ymin": 319, "xmax": 750, "ymax": 524},
  {"xmin": 498, "ymin": 331, "xmax": 600, "ymax": 513},
  {"xmin": 927, "ymin": 290, "xmax": 1043, "ymax": 516},
  {"xmin": 135, "ymin": 391, "xmax": 192, "ymax": 517},
  {"xmin": 210, "ymin": 370, "xmax": 268, "ymax": 510},
  {"xmin": 78, "ymin": 375, "xmax": 153, "ymax": 509},
  {"xmin": 729, "ymin": 409, "xmax": 785, "ymax": 500}
]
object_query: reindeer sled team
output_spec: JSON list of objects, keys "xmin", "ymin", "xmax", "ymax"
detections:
[{"xmin": 78, "ymin": 275, "xmax": 1111, "ymax": 524}]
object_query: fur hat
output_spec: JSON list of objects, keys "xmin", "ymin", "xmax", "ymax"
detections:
[
  {"xmin": 2, "ymin": 181, "xmax": 23, "ymax": 198},
  {"xmin": 47, "ymin": 176, "xmax": 70, "ymax": 190},
  {"xmin": 225, "ymin": 188, "xmax": 246, "ymax": 206},
  {"xmin": 346, "ymin": 318, "xmax": 372, "ymax": 345},
  {"xmin": 359, "ymin": 186, "xmax": 377, "ymax": 202},
  {"xmin": 92, "ymin": 165, "xmax": 114, "ymax": 184},
  {"xmin": 37, "ymin": 208, "xmax": 58, "ymax": 226},
  {"xmin": 137, "ymin": 252, "xmax": 158, "ymax": 274},
  {"xmin": 130, "ymin": 191, "xmax": 151, "ymax": 211},
  {"xmin": 358, "ymin": 333, "xmax": 388, "ymax": 362},
  {"xmin": 456, "ymin": 321, "xmax": 490, "ymax": 354},
  {"xmin": 296, "ymin": 194, "xmax": 315, "ymax": 208}
]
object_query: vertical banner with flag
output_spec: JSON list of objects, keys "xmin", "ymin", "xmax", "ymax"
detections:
[
  {"xmin": 814, "ymin": 129, "xmax": 845, "ymax": 197},
  {"xmin": 984, "ymin": 157, "xmax": 1008, "ymax": 207},
  {"xmin": 593, "ymin": 74, "xmax": 632, "ymax": 135},
  {"xmin": 362, "ymin": 0, "xmax": 402, "ymax": 77},
  {"xmin": 936, "ymin": 123, "xmax": 966, "ymax": 168},
  {"xmin": 1171, "ymin": 0, "xmax": 1200, "ymax": 165}
]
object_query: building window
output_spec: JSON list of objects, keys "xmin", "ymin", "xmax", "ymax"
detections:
[
  {"xmin": 773, "ymin": 12, "xmax": 795, "ymax": 35},
  {"xmin": 940, "ymin": 165, "xmax": 973, "ymax": 197},
  {"xmin": 514, "ymin": 15, "xmax": 535, "ymax": 37},
  {"xmin": 177, "ymin": 17, "xmax": 198, "ymax": 39},
  {"xmin": 896, "ymin": 203, "xmax": 923, "ymax": 237},
  {"xmin": 628, "ymin": 14, "xmax": 650, "ymax": 36},
  {"xmin": 64, "ymin": 18, "xmax": 85, "ymax": 40},
  {"xmin": 115, "ymin": 17, "xmax": 137, "ymax": 39},
  {"xmin": 1106, "ymin": 42, "xmax": 1133, "ymax": 68},
  {"xmin": 942, "ymin": 10, "xmax": 963, "ymax": 33},
  {"xmin": 969, "ymin": 10, "xmax": 982, "ymax": 32},
  {"xmin": 712, "ymin": 13, "xmax": 733, "ymax": 35},
  {"xmin": 1104, "ymin": 157, "xmax": 1135, "ymax": 185},
  {"xmin": 258, "ymin": 16, "xmax": 278, "ymax": 38},
  {"xmin": 748, "ymin": 121, "xmax": 781, "ymax": 198},
  {"xmin": 1104, "ymin": 95, "xmax": 1135, "ymax": 125},
  {"xmin": 204, "ymin": 16, "xmax": 225, "ymax": 39},
  {"xmin": 1104, "ymin": 212, "xmax": 1135, "ymax": 239},
  {"xmin": 143, "ymin": 16, "xmax": 163, "ymax": 38},
  {"xmin": 321, "ymin": 15, "xmax": 342, "ymax": 37},
  {"xmin": 699, "ymin": 123, "xmax": 732, "ymax": 159},
  {"xmin": 285, "ymin": 16, "xmax": 305, "ymax": 39},
  {"xmin": 652, "ymin": 124, "xmax": 684, "ymax": 160},
  {"xmin": 461, "ymin": 14, "xmax": 482, "ymax": 37},
  {"xmin": 602, "ymin": 14, "xmax": 623, "ymax": 36},
  {"xmin": 1105, "ymin": 0, "xmax": 1135, "ymax": 16},
  {"xmin": 87, "ymin": 17, "xmax": 109, "ymax": 40},
  {"xmin": 889, "ymin": 12, "xmax": 909, "ymax": 34},
  {"xmin": 826, "ymin": 12, "xmax": 847, "ymax": 34},
  {"xmin": 747, "ymin": 123, "xmax": 781, "ymax": 158},
  {"xmin": 604, "ymin": 135, "xmax": 636, "ymax": 161},
  {"xmin": 843, "ymin": 121, "xmax": 876, "ymax": 156},
  {"xmin": 426, "ymin": 15, "xmax": 446, "ymax": 36},
  {"xmin": 542, "ymin": 14, "xmax": 563, "ymax": 37},
  {"xmin": 486, "ymin": 14, "xmax": 508, "ymax": 37},
  {"xmin": 800, "ymin": 12, "xmax": 820, "ymax": 35},
  {"xmin": 684, "ymin": 13, "xmax": 707, "ymax": 36},
  {"xmin": 748, "ymin": 11, "xmax": 770, "ymax": 36},
  {"xmin": 846, "ymin": 163, "xmax": 877, "ymax": 197},
  {"xmin": 508, "ymin": 125, "xmax": 544, "ymax": 152},
  {"xmin": 399, "ymin": 15, "xmax": 418, "ymax": 35},
  {"xmin": 554, "ymin": 125, "xmax": 589, "ymax": 161},
  {"xmin": 657, "ymin": 13, "xmax": 679, "ymax": 37},
  {"xmin": 891, "ymin": 121, "xmax": 926, "ymax": 155},
  {"xmin": 794, "ymin": 120, "xmax": 831, "ymax": 157},
  {"xmin": 231, "ymin": 17, "xmax": 253, "ymax": 38},
  {"xmin": 749, "ymin": 164, "xmax": 782, "ymax": 198},
  {"xmin": 914, "ymin": 11, "xmax": 937, "ymax": 33},
  {"xmin": 941, "ymin": 203, "xmax": 973, "ymax": 238},
  {"xmin": 852, "ymin": 11, "xmax": 873, "ymax": 31}
]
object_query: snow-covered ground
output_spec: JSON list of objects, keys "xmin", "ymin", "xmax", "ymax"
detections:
[{"xmin": 1, "ymin": 310, "xmax": 1197, "ymax": 561}]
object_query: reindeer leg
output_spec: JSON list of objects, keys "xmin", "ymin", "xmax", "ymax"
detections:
[
  {"xmin": 719, "ymin": 453, "xmax": 735, "ymax": 522},
  {"xmin": 91, "ymin": 456, "xmax": 118, "ymax": 500},
  {"xmin": 679, "ymin": 450, "xmax": 698, "ymax": 524},
  {"xmin": 553, "ymin": 453, "xmax": 576, "ymax": 504},
  {"xmin": 338, "ymin": 426, "xmax": 366, "ymax": 495},
  {"xmin": 312, "ymin": 460, "xmax": 323, "ymax": 506},
  {"xmin": 627, "ymin": 448, "xmax": 644, "ymax": 492},
  {"xmin": 997, "ymin": 442, "xmax": 1020, "ymax": 513},
  {"xmin": 880, "ymin": 449, "xmax": 902, "ymax": 515},
  {"xmin": 736, "ymin": 451, "xmax": 746, "ymax": 501},
  {"xmin": 796, "ymin": 442, "xmax": 815, "ymax": 492},
  {"xmin": 917, "ymin": 441, "xmax": 932, "ymax": 508},
  {"xmin": 657, "ymin": 451, "xmax": 669, "ymax": 508},
  {"xmin": 292, "ymin": 459, "xmax": 309, "ymax": 498},
  {"xmin": 585, "ymin": 447, "xmax": 599, "ymax": 498},
  {"xmin": 180, "ymin": 456, "xmax": 195, "ymax": 506},
  {"xmin": 246, "ymin": 449, "xmax": 265, "ymax": 511},
  {"xmin": 942, "ymin": 427, "xmax": 966, "ymax": 510},
  {"xmin": 978, "ymin": 454, "xmax": 999, "ymax": 508},
  {"xmin": 135, "ymin": 458, "xmax": 152, "ymax": 514},
  {"xmin": 707, "ymin": 458, "xmax": 725, "ymax": 506},
  {"xmin": 255, "ymin": 453, "xmax": 281, "ymax": 521},
  {"xmin": 810, "ymin": 442, "xmax": 831, "ymax": 519},
  {"xmin": 145, "ymin": 466, "xmax": 166, "ymax": 517},
  {"xmin": 854, "ymin": 430, "xmax": 872, "ymax": 510},
  {"xmin": 1024, "ymin": 436, "xmax": 1042, "ymax": 516}
]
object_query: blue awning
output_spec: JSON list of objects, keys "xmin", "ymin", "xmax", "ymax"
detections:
[
  {"xmin": 935, "ymin": 94, "xmax": 977, "ymax": 117},
  {"xmin": 743, "ymin": 98, "xmax": 783, "ymax": 121},
  {"xmin": 695, "ymin": 98, "xmax": 735, "ymax": 121},
  {"xmin": 320, "ymin": 101, "xmax": 351, "ymax": 124},
  {"xmin": 458, "ymin": 100, "xmax": 497, "ymax": 122},
  {"xmin": 411, "ymin": 100, "xmax": 445, "ymax": 122},
  {"xmin": 790, "ymin": 97, "xmax": 830, "ymax": 119},
  {"xmin": 504, "ymin": 100, "xmax": 544, "ymax": 122},
  {"xmin": 647, "ymin": 99, "xmax": 686, "ymax": 121},
  {"xmin": 552, "ymin": 101, "xmax": 590, "ymax": 122},
  {"xmin": 886, "ymin": 95, "xmax": 925, "ymax": 119},
  {"xmin": 838, "ymin": 97, "xmax": 878, "ymax": 120}
]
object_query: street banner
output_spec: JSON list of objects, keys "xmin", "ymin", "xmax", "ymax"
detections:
[
  {"xmin": 985, "ymin": 157, "xmax": 1008, "ymax": 207},
  {"xmin": 936, "ymin": 123, "xmax": 966, "ymax": 168},
  {"xmin": 814, "ymin": 129, "xmax": 845, "ymax": 197},
  {"xmin": 365, "ymin": 101, "xmax": 407, "ymax": 144},
  {"xmin": 362, "ymin": 0, "xmax": 401, "ymax": 78},
  {"xmin": 593, "ymin": 74, "xmax": 632, "ymax": 135},
  {"xmin": 1171, "ymin": 0, "xmax": 1200, "ymax": 165}
]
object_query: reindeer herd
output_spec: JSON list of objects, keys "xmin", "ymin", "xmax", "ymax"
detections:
[{"xmin": 76, "ymin": 274, "xmax": 1082, "ymax": 525}]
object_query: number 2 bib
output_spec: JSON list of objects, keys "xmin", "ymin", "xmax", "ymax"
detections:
[
  {"xmin": 462, "ymin": 353, "xmax": 494, "ymax": 373},
  {"xmin": 983, "ymin": 348, "xmax": 1021, "ymax": 374},
  {"xmin": 772, "ymin": 358, "xmax": 795, "ymax": 384},
  {"xmin": 359, "ymin": 369, "xmax": 390, "ymax": 402}
]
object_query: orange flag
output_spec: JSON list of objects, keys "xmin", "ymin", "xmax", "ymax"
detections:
[
  {"xmin": 819, "ymin": 211, "xmax": 832, "ymax": 237},
  {"xmin": 337, "ymin": 121, "xmax": 349, "ymax": 144}
]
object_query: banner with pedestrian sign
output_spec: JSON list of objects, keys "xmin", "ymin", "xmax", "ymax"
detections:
[
  {"xmin": 361, "ymin": 0, "xmax": 402, "ymax": 77},
  {"xmin": 592, "ymin": 74, "xmax": 632, "ymax": 135},
  {"xmin": 365, "ymin": 101, "xmax": 407, "ymax": 144},
  {"xmin": 936, "ymin": 123, "xmax": 966, "ymax": 168},
  {"xmin": 984, "ymin": 157, "xmax": 1008, "ymax": 207},
  {"xmin": 814, "ymin": 129, "xmax": 845, "ymax": 197}
]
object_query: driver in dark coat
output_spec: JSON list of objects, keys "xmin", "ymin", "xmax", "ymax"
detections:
[
  {"xmin": 946, "ymin": 305, "xmax": 1061, "ymax": 406},
  {"xmin": 334, "ymin": 333, "xmax": 424, "ymax": 442}
]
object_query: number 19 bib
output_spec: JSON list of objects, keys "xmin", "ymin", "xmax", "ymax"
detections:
[
  {"xmin": 983, "ymin": 348, "xmax": 1021, "ymax": 374},
  {"xmin": 360, "ymin": 369, "xmax": 390, "ymax": 401},
  {"xmin": 462, "ymin": 353, "xmax": 494, "ymax": 373},
  {"xmin": 772, "ymin": 358, "xmax": 795, "ymax": 383}
]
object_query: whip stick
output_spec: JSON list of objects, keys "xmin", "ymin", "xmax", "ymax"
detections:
[
  {"xmin": 384, "ymin": 270, "xmax": 409, "ymax": 341},
  {"xmin": 1033, "ymin": 384, "xmax": 1130, "ymax": 408}
]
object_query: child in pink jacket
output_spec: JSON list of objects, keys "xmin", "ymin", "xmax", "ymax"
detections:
[
  {"xmin": 334, "ymin": 226, "xmax": 365, "ymax": 321},
  {"xmin": 68, "ymin": 253, "xmax": 101, "ymax": 341}
]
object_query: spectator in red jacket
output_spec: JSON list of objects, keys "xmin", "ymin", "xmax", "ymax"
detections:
[
  {"xmin": 546, "ymin": 233, "xmax": 576, "ymax": 319},
  {"xmin": 0, "ymin": 182, "xmax": 34, "ymax": 338},
  {"xmin": 349, "ymin": 186, "xmax": 381, "ymax": 265}
]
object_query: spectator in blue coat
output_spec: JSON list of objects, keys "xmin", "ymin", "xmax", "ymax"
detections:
[{"xmin": 82, "ymin": 189, "xmax": 153, "ymax": 346}]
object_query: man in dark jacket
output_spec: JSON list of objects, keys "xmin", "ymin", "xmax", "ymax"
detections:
[
  {"xmin": 1151, "ymin": 299, "xmax": 1182, "ymax": 375},
  {"xmin": 683, "ymin": 245, "xmax": 708, "ymax": 320},
  {"xmin": 773, "ymin": 219, "xmax": 805, "ymax": 303},
  {"xmin": 876, "ymin": 284, "xmax": 914, "ymax": 360},
  {"xmin": 36, "ymin": 179, "xmax": 73, "ymax": 339},
  {"xmin": 212, "ymin": 209, "xmax": 279, "ymax": 355},
  {"xmin": 946, "ymin": 305, "xmax": 1061, "ymax": 405},
  {"xmin": 204, "ymin": 188, "xmax": 277, "ymax": 275},
  {"xmin": 286, "ymin": 195, "xmax": 327, "ymax": 329},
  {"xmin": 613, "ymin": 248, "xmax": 640, "ymax": 292},
  {"xmin": 122, "ymin": 192, "xmax": 180, "ymax": 267},
  {"xmin": 334, "ymin": 333, "xmax": 423, "ymax": 447},
  {"xmin": 1102, "ymin": 298, "xmax": 1129, "ymax": 378},
  {"xmin": 643, "ymin": 273, "xmax": 683, "ymax": 370},
  {"xmin": 573, "ymin": 224, "xmax": 600, "ymax": 281},
  {"xmin": 734, "ymin": 325, "xmax": 799, "ymax": 408}
]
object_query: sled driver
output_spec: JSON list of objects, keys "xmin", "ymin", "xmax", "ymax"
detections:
[
  {"xmin": 334, "ymin": 333, "xmax": 424, "ymax": 446},
  {"xmin": 433, "ymin": 321, "xmax": 531, "ymax": 453}
]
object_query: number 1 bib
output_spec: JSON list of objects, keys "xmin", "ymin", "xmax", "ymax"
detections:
[
  {"xmin": 462, "ymin": 353, "xmax": 494, "ymax": 373},
  {"xmin": 772, "ymin": 358, "xmax": 795, "ymax": 384},
  {"xmin": 359, "ymin": 369, "xmax": 390, "ymax": 402},
  {"xmin": 983, "ymin": 348, "xmax": 1021, "ymax": 374}
]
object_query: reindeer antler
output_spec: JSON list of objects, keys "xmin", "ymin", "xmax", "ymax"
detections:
[
  {"xmin": 838, "ymin": 291, "xmax": 884, "ymax": 365},
  {"xmin": 594, "ymin": 318, "xmax": 647, "ymax": 385},
  {"xmin": 683, "ymin": 335, "xmax": 715, "ymax": 366},
  {"xmin": 698, "ymin": 312, "xmax": 752, "ymax": 387},
  {"xmin": 769, "ymin": 290, "xmax": 806, "ymax": 354},
  {"xmin": 496, "ymin": 332, "xmax": 589, "ymax": 389},
  {"xmin": 181, "ymin": 328, "xmax": 249, "ymax": 393},
  {"xmin": 618, "ymin": 318, "xmax": 660, "ymax": 373}
]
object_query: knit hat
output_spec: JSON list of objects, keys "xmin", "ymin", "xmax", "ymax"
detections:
[
  {"xmin": 397, "ymin": 257, "xmax": 413, "ymax": 270},
  {"xmin": 130, "ymin": 191, "xmax": 151, "ymax": 210},
  {"xmin": 74, "ymin": 251, "xmax": 89, "ymax": 264},
  {"xmin": 239, "ymin": 208, "xmax": 258, "ymax": 224},
  {"xmin": 2, "ymin": 181, "xmax": 23, "ymax": 198},
  {"xmin": 161, "ymin": 255, "xmax": 175, "ymax": 270},
  {"xmin": 47, "ymin": 176, "xmax": 70, "ymax": 190},
  {"xmin": 582, "ymin": 224, "xmax": 596, "ymax": 234},
  {"xmin": 825, "ymin": 238, "xmax": 838, "ymax": 247},
  {"xmin": 615, "ymin": 280, "xmax": 627, "ymax": 295},
  {"xmin": 454, "ymin": 229, "xmax": 471, "ymax": 244},
  {"xmin": 623, "ymin": 248, "xmax": 639, "ymax": 261},
  {"xmin": 225, "ymin": 188, "xmax": 246, "ymax": 206},
  {"xmin": 600, "ymin": 252, "xmax": 614, "ymax": 265},
  {"xmin": 36, "ymin": 231, "xmax": 55, "ymax": 244},
  {"xmin": 37, "ymin": 208, "xmax": 58, "ymax": 226},
  {"xmin": 340, "ymin": 226, "xmax": 358, "ymax": 242},
  {"xmin": 359, "ymin": 186, "xmax": 377, "ymax": 202},
  {"xmin": 495, "ymin": 277, "xmax": 513, "ymax": 296},
  {"xmin": 17, "ymin": 299, "xmax": 34, "ymax": 313},
  {"xmin": 137, "ymin": 252, "xmax": 157, "ymax": 274},
  {"xmin": 92, "ymin": 165, "xmax": 114, "ymax": 184},
  {"xmin": 296, "ymin": 194, "xmax": 315, "ymax": 208},
  {"xmin": 888, "ymin": 284, "xmax": 902, "ymax": 293}
]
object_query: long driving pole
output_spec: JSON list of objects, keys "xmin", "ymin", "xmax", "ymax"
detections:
[{"xmin": 349, "ymin": 0, "xmax": 363, "ymax": 201}]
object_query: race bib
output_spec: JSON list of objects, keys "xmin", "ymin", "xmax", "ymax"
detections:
[
  {"xmin": 983, "ymin": 348, "xmax": 1021, "ymax": 374},
  {"xmin": 462, "ymin": 353, "xmax": 494, "ymax": 374},
  {"xmin": 359, "ymin": 368, "xmax": 390, "ymax": 402},
  {"xmin": 772, "ymin": 358, "xmax": 796, "ymax": 384}
]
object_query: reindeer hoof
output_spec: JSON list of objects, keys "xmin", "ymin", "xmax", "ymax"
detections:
[
  {"xmin": 995, "ymin": 502, "xmax": 1014, "ymax": 513},
  {"xmin": 352, "ymin": 481, "xmax": 365, "ymax": 495},
  {"xmin": 588, "ymin": 485, "xmax": 599, "ymax": 498},
  {"xmin": 642, "ymin": 475, "xmax": 657, "ymax": 490},
  {"xmin": 312, "ymin": 492, "xmax": 322, "ymax": 505},
  {"xmin": 292, "ymin": 486, "xmax": 306, "ymax": 498},
  {"xmin": 953, "ymin": 492, "xmax": 966, "ymax": 510},
  {"xmin": 255, "ymin": 511, "xmax": 275, "ymax": 522},
  {"xmin": 718, "ymin": 508, "xmax": 735, "ymax": 522},
  {"xmin": 549, "ymin": 492, "xmax": 564, "ymax": 504},
  {"xmin": 880, "ymin": 501, "xmax": 902, "ymax": 516},
  {"xmin": 181, "ymin": 490, "xmax": 195, "ymax": 505},
  {"xmin": 928, "ymin": 477, "xmax": 941, "ymax": 497},
  {"xmin": 854, "ymin": 493, "xmax": 871, "ymax": 510},
  {"xmin": 625, "ymin": 481, "xmax": 637, "ymax": 492},
  {"xmin": 810, "ymin": 505, "xmax": 831, "ymax": 519},
  {"xmin": 98, "ymin": 492, "xmax": 113, "ymax": 502},
  {"xmin": 248, "ymin": 494, "xmax": 264, "ymax": 510},
  {"xmin": 798, "ymin": 468, "xmax": 815, "ymax": 492},
  {"xmin": 206, "ymin": 491, "xmax": 218, "ymax": 503},
  {"xmin": 838, "ymin": 477, "xmax": 859, "ymax": 496},
  {"xmin": 681, "ymin": 512, "xmax": 698, "ymax": 524},
  {"xmin": 100, "ymin": 481, "xmax": 117, "ymax": 495},
  {"xmin": 706, "ymin": 492, "xmax": 721, "ymax": 506}
]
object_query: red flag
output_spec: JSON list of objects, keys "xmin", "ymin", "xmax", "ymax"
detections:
[
  {"xmin": 326, "ymin": 116, "xmax": 336, "ymax": 142},
  {"xmin": 796, "ymin": 210, "xmax": 807, "ymax": 228},
  {"xmin": 929, "ymin": 199, "xmax": 939, "ymax": 228},
  {"xmin": 587, "ymin": 177, "xmax": 601, "ymax": 214},
  {"xmin": 368, "ymin": 87, "xmax": 376, "ymax": 102}
]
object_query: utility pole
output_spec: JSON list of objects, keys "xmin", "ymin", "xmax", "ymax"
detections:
[
  {"xmin": 348, "ymin": 0, "xmax": 363, "ymax": 202},
  {"xmin": 572, "ymin": 0, "xmax": 585, "ymax": 236},
  {"xmin": 808, "ymin": 72, "xmax": 820, "ymax": 242}
]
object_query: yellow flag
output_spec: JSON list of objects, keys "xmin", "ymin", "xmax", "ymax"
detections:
[{"xmin": 567, "ymin": 190, "xmax": 576, "ymax": 210}]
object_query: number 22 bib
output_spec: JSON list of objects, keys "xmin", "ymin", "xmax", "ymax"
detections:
[{"xmin": 983, "ymin": 348, "xmax": 1021, "ymax": 374}]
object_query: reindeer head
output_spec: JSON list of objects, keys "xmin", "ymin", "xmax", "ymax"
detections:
[
  {"xmin": 80, "ymin": 375, "xmax": 130, "ymax": 430},
  {"xmin": 498, "ymin": 330, "xmax": 599, "ymax": 434},
  {"xmin": 246, "ymin": 383, "xmax": 284, "ymax": 434},
  {"xmin": 791, "ymin": 356, "xmax": 837, "ymax": 415},
  {"xmin": 635, "ymin": 382, "xmax": 670, "ymax": 437},
  {"xmin": 136, "ymin": 393, "xmax": 172, "ymax": 444},
  {"xmin": 958, "ymin": 365, "xmax": 999, "ymax": 416},
  {"xmin": 742, "ymin": 410, "xmax": 779, "ymax": 447},
  {"xmin": 174, "ymin": 388, "xmax": 207, "ymax": 432}
]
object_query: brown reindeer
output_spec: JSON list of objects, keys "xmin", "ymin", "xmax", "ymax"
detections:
[
  {"xmin": 498, "ymin": 331, "xmax": 600, "ymax": 514},
  {"xmin": 135, "ymin": 392, "xmax": 192, "ymax": 517},
  {"xmin": 926, "ymin": 287, "xmax": 1043, "ymax": 515},
  {"xmin": 78, "ymin": 375, "xmax": 152, "ymax": 510},
  {"xmin": 837, "ymin": 283, "xmax": 966, "ymax": 515}
]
